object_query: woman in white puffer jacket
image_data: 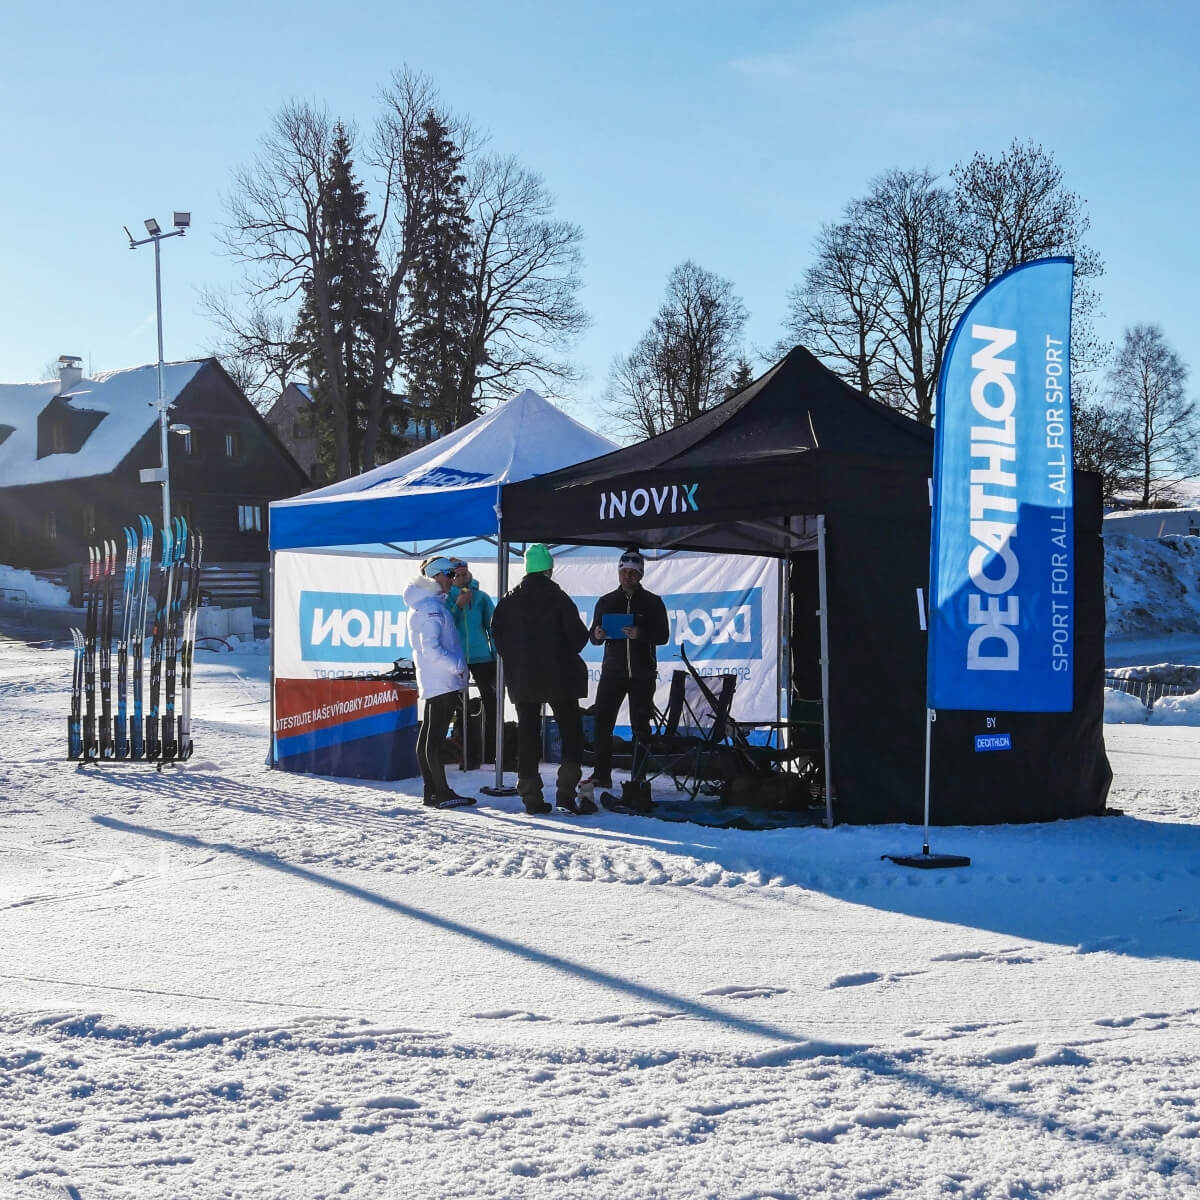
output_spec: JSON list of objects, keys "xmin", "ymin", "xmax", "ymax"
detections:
[{"xmin": 404, "ymin": 561, "xmax": 470, "ymax": 808}]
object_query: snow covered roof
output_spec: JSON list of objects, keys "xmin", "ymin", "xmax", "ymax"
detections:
[{"xmin": 0, "ymin": 360, "xmax": 205, "ymax": 487}]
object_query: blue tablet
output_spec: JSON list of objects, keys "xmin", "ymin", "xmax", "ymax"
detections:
[{"xmin": 602, "ymin": 613, "xmax": 633, "ymax": 638}]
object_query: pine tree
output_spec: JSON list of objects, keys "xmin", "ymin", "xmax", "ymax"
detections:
[
  {"xmin": 297, "ymin": 123, "xmax": 396, "ymax": 477},
  {"xmin": 403, "ymin": 112, "xmax": 474, "ymax": 433},
  {"xmin": 725, "ymin": 356, "xmax": 755, "ymax": 399}
]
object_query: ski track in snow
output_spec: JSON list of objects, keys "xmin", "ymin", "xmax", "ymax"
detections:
[{"xmin": 4, "ymin": 635, "xmax": 1200, "ymax": 1196}]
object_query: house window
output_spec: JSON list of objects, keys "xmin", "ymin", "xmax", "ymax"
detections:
[
  {"xmin": 225, "ymin": 431, "xmax": 241, "ymax": 458},
  {"xmin": 45, "ymin": 510, "xmax": 58, "ymax": 541},
  {"xmin": 6, "ymin": 516, "xmax": 19, "ymax": 545},
  {"xmin": 237, "ymin": 504, "xmax": 263, "ymax": 533},
  {"xmin": 293, "ymin": 422, "xmax": 305, "ymax": 439},
  {"xmin": 181, "ymin": 431, "xmax": 193, "ymax": 456},
  {"xmin": 81, "ymin": 502, "xmax": 96, "ymax": 536},
  {"xmin": 51, "ymin": 420, "xmax": 68, "ymax": 452}
]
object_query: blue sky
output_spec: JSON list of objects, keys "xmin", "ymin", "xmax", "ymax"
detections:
[{"xmin": 2, "ymin": 0, "xmax": 1196, "ymax": 431}]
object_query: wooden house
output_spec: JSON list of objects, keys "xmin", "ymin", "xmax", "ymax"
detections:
[{"xmin": 0, "ymin": 356, "xmax": 310, "ymax": 573}]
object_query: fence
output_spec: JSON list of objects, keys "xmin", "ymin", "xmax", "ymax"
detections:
[
  {"xmin": 32, "ymin": 563, "xmax": 268, "ymax": 613},
  {"xmin": 1104, "ymin": 672, "xmax": 1194, "ymax": 709},
  {"xmin": 0, "ymin": 587, "xmax": 29, "ymax": 623}
]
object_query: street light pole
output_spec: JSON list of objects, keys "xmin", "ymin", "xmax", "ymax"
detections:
[{"xmin": 126, "ymin": 212, "xmax": 191, "ymax": 532}]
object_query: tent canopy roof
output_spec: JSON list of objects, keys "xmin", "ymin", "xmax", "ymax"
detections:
[
  {"xmin": 501, "ymin": 346, "xmax": 935, "ymax": 556},
  {"xmin": 269, "ymin": 389, "xmax": 616, "ymax": 552}
]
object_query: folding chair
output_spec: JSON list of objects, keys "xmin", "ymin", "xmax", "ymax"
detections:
[
  {"xmin": 632, "ymin": 666, "xmax": 739, "ymax": 800},
  {"xmin": 679, "ymin": 645, "xmax": 824, "ymax": 809}
]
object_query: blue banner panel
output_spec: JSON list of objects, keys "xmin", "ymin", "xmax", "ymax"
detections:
[
  {"xmin": 573, "ymin": 588, "xmax": 765, "ymax": 664},
  {"xmin": 928, "ymin": 258, "xmax": 1075, "ymax": 712}
]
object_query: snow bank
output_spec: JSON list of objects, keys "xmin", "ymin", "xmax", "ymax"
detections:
[
  {"xmin": 1149, "ymin": 690, "xmax": 1200, "ymax": 725},
  {"xmin": 1104, "ymin": 531, "xmax": 1200, "ymax": 637},
  {"xmin": 0, "ymin": 563, "xmax": 69, "ymax": 607},
  {"xmin": 1104, "ymin": 687, "xmax": 1150, "ymax": 724}
]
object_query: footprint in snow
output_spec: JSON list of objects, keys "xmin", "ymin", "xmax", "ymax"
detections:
[
  {"xmin": 576, "ymin": 1010, "xmax": 686, "ymax": 1027},
  {"xmin": 468, "ymin": 1009, "xmax": 549, "ymax": 1022},
  {"xmin": 701, "ymin": 984, "xmax": 789, "ymax": 1001},
  {"xmin": 828, "ymin": 972, "xmax": 883, "ymax": 989}
]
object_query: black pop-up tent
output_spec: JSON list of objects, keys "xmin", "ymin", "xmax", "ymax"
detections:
[{"xmin": 501, "ymin": 346, "xmax": 1111, "ymax": 825}]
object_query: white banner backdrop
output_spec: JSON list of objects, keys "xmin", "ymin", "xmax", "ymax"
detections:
[{"xmin": 274, "ymin": 550, "xmax": 780, "ymax": 722}]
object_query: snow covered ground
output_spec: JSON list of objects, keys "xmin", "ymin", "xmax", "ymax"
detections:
[
  {"xmin": 4, "ymin": 527, "xmax": 1200, "ymax": 1198},
  {"xmin": 3, "ymin": 625, "xmax": 1200, "ymax": 1198}
]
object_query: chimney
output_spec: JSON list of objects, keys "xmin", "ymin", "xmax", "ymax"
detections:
[{"xmin": 57, "ymin": 354, "xmax": 83, "ymax": 395}]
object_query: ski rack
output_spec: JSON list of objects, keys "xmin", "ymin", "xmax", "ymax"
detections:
[{"xmin": 67, "ymin": 518, "xmax": 204, "ymax": 769}]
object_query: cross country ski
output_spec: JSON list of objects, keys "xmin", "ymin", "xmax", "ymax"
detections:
[{"xmin": 66, "ymin": 517, "xmax": 204, "ymax": 765}]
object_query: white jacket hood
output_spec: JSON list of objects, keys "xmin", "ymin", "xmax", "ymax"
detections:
[{"xmin": 403, "ymin": 575, "xmax": 446, "ymax": 611}]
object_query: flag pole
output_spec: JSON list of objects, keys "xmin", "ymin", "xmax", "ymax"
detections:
[{"xmin": 883, "ymin": 709, "xmax": 970, "ymax": 869}]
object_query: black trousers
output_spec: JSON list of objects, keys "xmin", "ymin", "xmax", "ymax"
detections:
[
  {"xmin": 514, "ymin": 696, "xmax": 583, "ymax": 781},
  {"xmin": 591, "ymin": 673, "xmax": 656, "ymax": 781},
  {"xmin": 416, "ymin": 690, "xmax": 459, "ymax": 799}
]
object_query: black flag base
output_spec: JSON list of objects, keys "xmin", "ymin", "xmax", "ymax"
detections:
[
  {"xmin": 882, "ymin": 849, "xmax": 971, "ymax": 870},
  {"xmin": 480, "ymin": 784, "xmax": 519, "ymax": 797}
]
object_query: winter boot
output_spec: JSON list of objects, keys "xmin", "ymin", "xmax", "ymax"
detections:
[
  {"xmin": 620, "ymin": 779, "xmax": 654, "ymax": 813},
  {"xmin": 517, "ymin": 775, "xmax": 550, "ymax": 815},
  {"xmin": 575, "ymin": 778, "xmax": 598, "ymax": 815},
  {"xmin": 435, "ymin": 792, "xmax": 477, "ymax": 809},
  {"xmin": 555, "ymin": 761, "xmax": 583, "ymax": 811}
]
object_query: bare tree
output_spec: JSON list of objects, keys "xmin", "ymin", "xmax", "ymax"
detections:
[
  {"xmin": 783, "ymin": 215, "xmax": 890, "ymax": 399},
  {"xmin": 782, "ymin": 169, "xmax": 973, "ymax": 425},
  {"xmin": 218, "ymin": 101, "xmax": 364, "ymax": 477},
  {"xmin": 214, "ymin": 73, "xmax": 446, "ymax": 480},
  {"xmin": 952, "ymin": 138, "xmax": 1107, "ymax": 385},
  {"xmin": 785, "ymin": 146, "xmax": 1106, "ymax": 428},
  {"xmin": 456, "ymin": 155, "xmax": 588, "ymax": 412},
  {"xmin": 607, "ymin": 261, "xmax": 747, "ymax": 438},
  {"xmin": 861, "ymin": 169, "xmax": 975, "ymax": 424},
  {"xmin": 204, "ymin": 294, "xmax": 304, "ymax": 411},
  {"xmin": 1109, "ymin": 324, "xmax": 1197, "ymax": 505},
  {"xmin": 1073, "ymin": 400, "xmax": 1139, "ymax": 503}
]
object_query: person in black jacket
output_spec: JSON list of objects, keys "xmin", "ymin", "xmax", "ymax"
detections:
[
  {"xmin": 586, "ymin": 548, "xmax": 671, "ymax": 790},
  {"xmin": 491, "ymin": 543, "xmax": 591, "ymax": 815}
]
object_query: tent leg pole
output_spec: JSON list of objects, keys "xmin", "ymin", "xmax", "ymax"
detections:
[
  {"xmin": 269, "ymin": 551, "xmax": 277, "ymax": 769},
  {"xmin": 817, "ymin": 516, "xmax": 833, "ymax": 828},
  {"xmin": 481, "ymin": 539, "xmax": 517, "ymax": 797},
  {"xmin": 923, "ymin": 708, "xmax": 934, "ymax": 855},
  {"xmin": 494, "ymin": 539, "xmax": 507, "ymax": 785},
  {"xmin": 777, "ymin": 553, "xmax": 792, "ymax": 755}
]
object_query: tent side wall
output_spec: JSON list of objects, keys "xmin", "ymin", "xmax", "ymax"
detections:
[
  {"xmin": 817, "ymin": 471, "xmax": 1110, "ymax": 825},
  {"xmin": 816, "ymin": 512, "xmax": 929, "ymax": 823},
  {"xmin": 929, "ymin": 472, "xmax": 1111, "ymax": 824}
]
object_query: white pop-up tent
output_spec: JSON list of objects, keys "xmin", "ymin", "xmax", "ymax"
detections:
[
  {"xmin": 268, "ymin": 390, "xmax": 617, "ymax": 788},
  {"xmin": 269, "ymin": 389, "xmax": 616, "ymax": 554}
]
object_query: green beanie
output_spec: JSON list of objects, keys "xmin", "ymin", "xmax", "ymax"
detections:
[{"xmin": 524, "ymin": 543, "xmax": 553, "ymax": 573}]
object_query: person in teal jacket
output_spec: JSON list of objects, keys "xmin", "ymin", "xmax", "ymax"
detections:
[{"xmin": 447, "ymin": 560, "xmax": 498, "ymax": 763}]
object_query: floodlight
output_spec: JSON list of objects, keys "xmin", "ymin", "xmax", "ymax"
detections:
[
  {"xmin": 144, "ymin": 217, "xmax": 161, "ymax": 236},
  {"xmin": 169, "ymin": 423, "xmax": 192, "ymax": 436},
  {"xmin": 173, "ymin": 211, "xmax": 191, "ymax": 229}
]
